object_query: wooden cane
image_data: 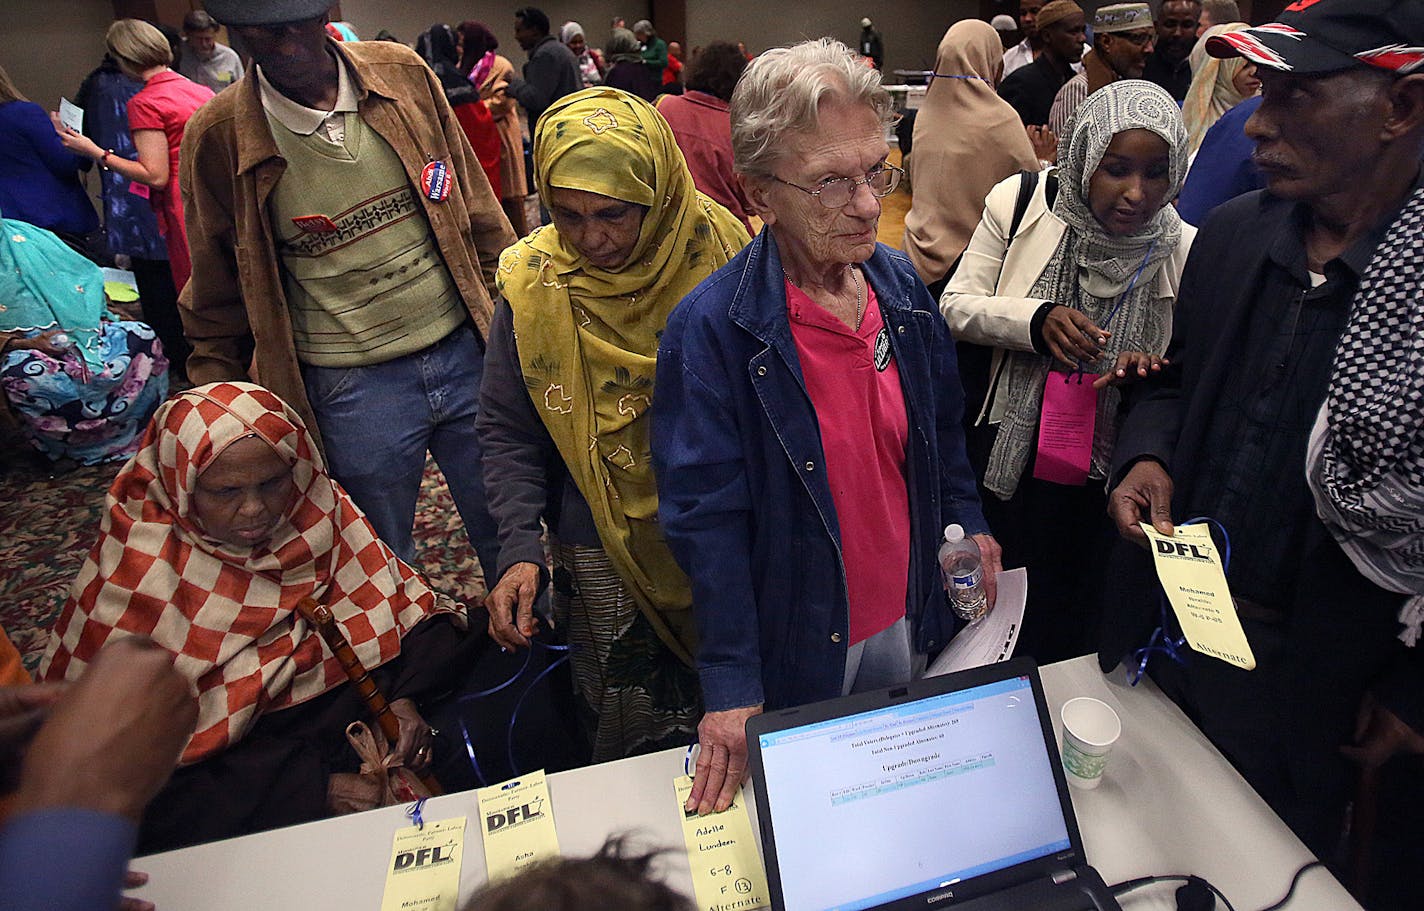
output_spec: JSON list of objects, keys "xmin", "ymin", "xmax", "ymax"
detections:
[{"xmin": 296, "ymin": 597, "xmax": 443, "ymax": 795}]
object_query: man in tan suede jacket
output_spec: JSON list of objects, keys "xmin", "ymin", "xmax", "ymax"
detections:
[{"xmin": 180, "ymin": 0, "xmax": 517, "ymax": 574}]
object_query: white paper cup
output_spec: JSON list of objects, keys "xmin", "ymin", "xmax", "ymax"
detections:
[{"xmin": 1060, "ymin": 697, "xmax": 1121, "ymax": 789}]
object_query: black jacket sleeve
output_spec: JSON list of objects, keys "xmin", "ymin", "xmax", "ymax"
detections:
[{"xmin": 475, "ymin": 300, "xmax": 560, "ymax": 583}]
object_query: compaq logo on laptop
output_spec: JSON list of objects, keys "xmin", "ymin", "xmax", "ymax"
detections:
[{"xmin": 927, "ymin": 888, "xmax": 956, "ymax": 903}]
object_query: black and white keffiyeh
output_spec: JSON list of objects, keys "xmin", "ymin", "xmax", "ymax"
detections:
[{"xmin": 1307, "ymin": 186, "xmax": 1424, "ymax": 646}]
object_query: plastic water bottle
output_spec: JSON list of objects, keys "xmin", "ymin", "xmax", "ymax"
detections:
[{"xmin": 939, "ymin": 524, "xmax": 988, "ymax": 621}]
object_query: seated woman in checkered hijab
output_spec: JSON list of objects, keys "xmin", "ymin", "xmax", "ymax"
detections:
[{"xmin": 38, "ymin": 382, "xmax": 476, "ymax": 853}]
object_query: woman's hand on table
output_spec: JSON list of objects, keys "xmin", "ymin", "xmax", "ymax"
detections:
[
  {"xmin": 686, "ymin": 704, "xmax": 763, "ymax": 816},
  {"xmin": 1040, "ymin": 306, "xmax": 1110, "ymax": 370},
  {"xmin": 1093, "ymin": 351, "xmax": 1170, "ymax": 389},
  {"xmin": 388, "ymin": 698, "xmax": 435, "ymax": 773},
  {"xmin": 486, "ymin": 562, "xmax": 543, "ymax": 650}
]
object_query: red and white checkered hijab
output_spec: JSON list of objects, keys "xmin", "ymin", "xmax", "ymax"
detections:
[{"xmin": 39, "ymin": 382, "xmax": 457, "ymax": 764}]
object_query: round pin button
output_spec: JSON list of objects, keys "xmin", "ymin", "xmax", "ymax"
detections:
[{"xmin": 421, "ymin": 160, "xmax": 452, "ymax": 202}]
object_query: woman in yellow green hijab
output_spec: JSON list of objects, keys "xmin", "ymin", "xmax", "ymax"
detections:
[{"xmin": 477, "ymin": 87, "xmax": 749, "ymax": 761}]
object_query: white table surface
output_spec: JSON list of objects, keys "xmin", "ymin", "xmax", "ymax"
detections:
[{"xmin": 134, "ymin": 656, "xmax": 1361, "ymax": 910}]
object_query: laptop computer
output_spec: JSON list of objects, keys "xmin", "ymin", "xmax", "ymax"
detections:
[{"xmin": 746, "ymin": 657, "xmax": 1122, "ymax": 911}]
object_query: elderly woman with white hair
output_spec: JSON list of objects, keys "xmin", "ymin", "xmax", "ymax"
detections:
[{"xmin": 653, "ymin": 39, "xmax": 1001, "ymax": 815}]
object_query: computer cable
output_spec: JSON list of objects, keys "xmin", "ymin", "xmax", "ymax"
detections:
[
  {"xmin": 1108, "ymin": 873, "xmax": 1236, "ymax": 911},
  {"xmin": 1253, "ymin": 861, "xmax": 1325, "ymax": 911},
  {"xmin": 1109, "ymin": 860, "xmax": 1327, "ymax": 911}
]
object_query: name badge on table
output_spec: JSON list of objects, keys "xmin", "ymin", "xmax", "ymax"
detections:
[
  {"xmin": 674, "ymin": 776, "xmax": 770, "ymax": 911},
  {"xmin": 422, "ymin": 160, "xmax": 453, "ymax": 202},
  {"xmin": 476, "ymin": 770, "xmax": 561, "ymax": 883},
  {"xmin": 379, "ymin": 816, "xmax": 466, "ymax": 911},
  {"xmin": 1033, "ymin": 371, "xmax": 1096, "ymax": 486}
]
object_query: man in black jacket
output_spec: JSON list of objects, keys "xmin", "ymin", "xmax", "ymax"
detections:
[
  {"xmin": 1141, "ymin": 0, "xmax": 1200, "ymax": 101},
  {"xmin": 1105, "ymin": 0, "xmax": 1424, "ymax": 860},
  {"xmin": 509, "ymin": 7, "xmax": 581, "ymax": 133},
  {"xmin": 999, "ymin": 0, "xmax": 1086, "ymax": 126}
]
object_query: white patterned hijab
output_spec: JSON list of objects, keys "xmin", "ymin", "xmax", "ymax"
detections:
[
  {"xmin": 1054, "ymin": 79, "xmax": 1188, "ymax": 297},
  {"xmin": 984, "ymin": 80, "xmax": 1190, "ymax": 500}
]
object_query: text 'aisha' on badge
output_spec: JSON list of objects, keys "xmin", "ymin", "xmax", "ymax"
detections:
[
  {"xmin": 874, "ymin": 326, "xmax": 892, "ymax": 372},
  {"xmin": 476, "ymin": 770, "xmax": 560, "ymax": 883},
  {"xmin": 422, "ymin": 160, "xmax": 453, "ymax": 202},
  {"xmin": 291, "ymin": 214, "xmax": 338, "ymax": 234}
]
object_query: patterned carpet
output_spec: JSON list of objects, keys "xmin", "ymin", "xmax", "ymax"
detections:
[{"xmin": 0, "ymin": 438, "xmax": 489, "ymax": 674}]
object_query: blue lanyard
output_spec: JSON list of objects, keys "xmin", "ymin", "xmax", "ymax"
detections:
[
  {"xmin": 928, "ymin": 72, "xmax": 989, "ymax": 83},
  {"xmin": 1127, "ymin": 516, "xmax": 1233, "ymax": 686},
  {"xmin": 456, "ymin": 639, "xmax": 573, "ymax": 786},
  {"xmin": 1070, "ymin": 239, "xmax": 1157, "ymax": 378},
  {"xmin": 407, "ymin": 796, "xmax": 428, "ymax": 830}
]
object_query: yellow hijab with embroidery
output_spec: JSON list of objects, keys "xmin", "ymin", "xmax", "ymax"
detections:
[{"xmin": 496, "ymin": 87, "xmax": 749, "ymax": 665}]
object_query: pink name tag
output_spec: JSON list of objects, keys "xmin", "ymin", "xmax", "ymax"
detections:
[
  {"xmin": 127, "ymin": 181, "xmax": 150, "ymax": 200},
  {"xmin": 1033, "ymin": 372, "xmax": 1097, "ymax": 486}
]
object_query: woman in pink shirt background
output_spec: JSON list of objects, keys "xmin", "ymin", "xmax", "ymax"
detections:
[{"xmin": 56, "ymin": 19, "xmax": 213, "ymax": 294}]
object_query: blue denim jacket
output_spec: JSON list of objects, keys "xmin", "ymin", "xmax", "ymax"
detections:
[{"xmin": 653, "ymin": 230, "xmax": 989, "ymax": 713}]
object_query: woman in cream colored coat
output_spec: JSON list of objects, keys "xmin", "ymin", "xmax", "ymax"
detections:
[{"xmin": 942, "ymin": 80, "xmax": 1196, "ymax": 663}]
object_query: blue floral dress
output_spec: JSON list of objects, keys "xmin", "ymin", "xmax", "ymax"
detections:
[{"xmin": 2, "ymin": 321, "xmax": 168, "ymax": 464}]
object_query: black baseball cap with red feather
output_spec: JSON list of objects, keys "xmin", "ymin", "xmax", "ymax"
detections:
[{"xmin": 1207, "ymin": 0, "xmax": 1424, "ymax": 76}]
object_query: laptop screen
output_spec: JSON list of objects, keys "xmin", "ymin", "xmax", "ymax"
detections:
[{"xmin": 754, "ymin": 674, "xmax": 1072, "ymax": 911}]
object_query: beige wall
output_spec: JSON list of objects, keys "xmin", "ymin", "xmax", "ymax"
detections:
[
  {"xmin": 0, "ymin": 1, "xmax": 984, "ymax": 111},
  {"xmin": 0, "ymin": 0, "xmax": 113, "ymax": 112},
  {"xmin": 689, "ymin": 1, "xmax": 979, "ymax": 76},
  {"xmin": 336, "ymin": 1, "xmax": 651, "ymax": 51},
  {"xmin": 333, "ymin": 1, "xmax": 978, "ymax": 78}
]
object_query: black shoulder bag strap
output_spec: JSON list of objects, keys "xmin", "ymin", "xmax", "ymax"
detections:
[{"xmin": 1006, "ymin": 168, "xmax": 1039, "ymax": 252}]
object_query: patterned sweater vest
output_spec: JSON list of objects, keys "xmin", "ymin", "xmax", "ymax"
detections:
[{"xmin": 266, "ymin": 112, "xmax": 466, "ymax": 367}]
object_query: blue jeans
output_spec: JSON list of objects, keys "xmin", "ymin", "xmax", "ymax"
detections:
[
  {"xmin": 842, "ymin": 616, "xmax": 926, "ymax": 696},
  {"xmin": 301, "ymin": 325, "xmax": 500, "ymax": 580}
]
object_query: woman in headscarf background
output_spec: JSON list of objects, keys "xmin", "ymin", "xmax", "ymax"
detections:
[
  {"xmin": 458, "ymin": 20, "xmax": 530, "ymax": 235},
  {"xmin": 903, "ymin": 20, "xmax": 1045, "ymax": 297},
  {"xmin": 1182, "ymin": 22, "xmax": 1258, "ymax": 160},
  {"xmin": 417, "ymin": 23, "xmax": 502, "ymax": 197},
  {"xmin": 1, "ymin": 217, "xmax": 168, "ymax": 467},
  {"xmin": 561, "ymin": 21, "xmax": 606, "ymax": 87},
  {"xmin": 603, "ymin": 28, "xmax": 662, "ymax": 103},
  {"xmin": 942, "ymin": 80, "xmax": 1196, "ymax": 663},
  {"xmin": 478, "ymin": 88, "xmax": 748, "ymax": 762},
  {"xmin": 40, "ymin": 382, "xmax": 475, "ymax": 852}
]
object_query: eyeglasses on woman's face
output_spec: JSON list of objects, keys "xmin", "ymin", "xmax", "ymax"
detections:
[{"xmin": 771, "ymin": 163, "xmax": 904, "ymax": 209}]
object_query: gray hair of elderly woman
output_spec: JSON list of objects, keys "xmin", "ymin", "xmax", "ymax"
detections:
[{"xmin": 730, "ymin": 38, "xmax": 894, "ymax": 179}]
